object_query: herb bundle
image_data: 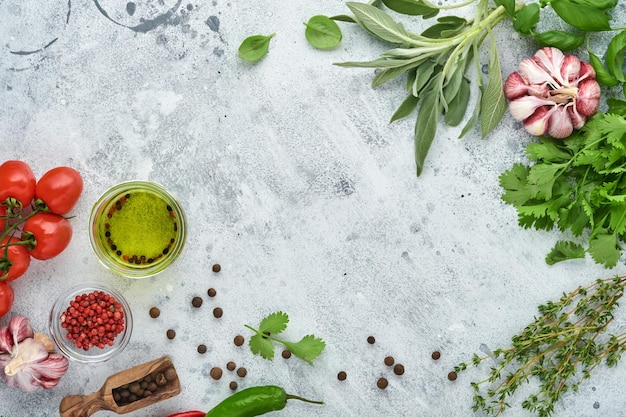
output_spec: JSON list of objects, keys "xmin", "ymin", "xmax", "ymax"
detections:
[
  {"xmin": 456, "ymin": 276, "xmax": 626, "ymax": 417},
  {"xmin": 500, "ymin": 104, "xmax": 626, "ymax": 268}
]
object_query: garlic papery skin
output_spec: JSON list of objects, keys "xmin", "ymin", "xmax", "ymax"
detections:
[{"xmin": 504, "ymin": 47, "xmax": 601, "ymax": 138}]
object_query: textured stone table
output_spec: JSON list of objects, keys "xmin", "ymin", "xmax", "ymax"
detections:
[{"xmin": 1, "ymin": 1, "xmax": 624, "ymax": 416}]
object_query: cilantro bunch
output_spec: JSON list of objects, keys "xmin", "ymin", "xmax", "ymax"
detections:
[
  {"xmin": 500, "ymin": 102, "xmax": 626, "ymax": 268},
  {"xmin": 245, "ymin": 311, "xmax": 326, "ymax": 365}
]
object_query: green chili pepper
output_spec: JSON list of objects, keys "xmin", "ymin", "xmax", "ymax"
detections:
[{"xmin": 204, "ymin": 385, "xmax": 323, "ymax": 417}]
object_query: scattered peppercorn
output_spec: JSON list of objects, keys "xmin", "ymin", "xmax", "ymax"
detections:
[
  {"xmin": 393, "ymin": 364, "xmax": 405, "ymax": 376},
  {"xmin": 197, "ymin": 344, "xmax": 207, "ymax": 354},
  {"xmin": 377, "ymin": 378, "xmax": 388, "ymax": 389},
  {"xmin": 213, "ymin": 307, "xmax": 223, "ymax": 318},
  {"xmin": 210, "ymin": 367, "xmax": 223, "ymax": 380},
  {"xmin": 367, "ymin": 336, "xmax": 376, "ymax": 344},
  {"xmin": 149, "ymin": 307, "xmax": 160, "ymax": 318},
  {"xmin": 431, "ymin": 351, "xmax": 441, "ymax": 360},
  {"xmin": 226, "ymin": 361, "xmax": 237, "ymax": 371},
  {"xmin": 384, "ymin": 356, "xmax": 395, "ymax": 366},
  {"xmin": 236, "ymin": 367, "xmax": 247, "ymax": 378},
  {"xmin": 281, "ymin": 350, "xmax": 292, "ymax": 359},
  {"xmin": 233, "ymin": 335, "xmax": 244, "ymax": 346},
  {"xmin": 207, "ymin": 288, "xmax": 217, "ymax": 297},
  {"xmin": 337, "ymin": 371, "xmax": 347, "ymax": 381},
  {"xmin": 212, "ymin": 263, "xmax": 221, "ymax": 273},
  {"xmin": 166, "ymin": 329, "xmax": 176, "ymax": 340},
  {"xmin": 112, "ymin": 367, "xmax": 177, "ymax": 406},
  {"xmin": 448, "ymin": 371, "xmax": 457, "ymax": 381},
  {"xmin": 192, "ymin": 296, "xmax": 203, "ymax": 308},
  {"xmin": 229, "ymin": 381, "xmax": 238, "ymax": 390}
]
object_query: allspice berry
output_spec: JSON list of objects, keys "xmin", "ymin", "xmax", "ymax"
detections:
[
  {"xmin": 149, "ymin": 307, "xmax": 160, "ymax": 318},
  {"xmin": 367, "ymin": 336, "xmax": 376, "ymax": 344},
  {"xmin": 212, "ymin": 264, "xmax": 221, "ymax": 273},
  {"xmin": 229, "ymin": 381, "xmax": 238, "ymax": 390},
  {"xmin": 166, "ymin": 329, "xmax": 176, "ymax": 340},
  {"xmin": 393, "ymin": 364, "xmax": 405, "ymax": 376},
  {"xmin": 281, "ymin": 350, "xmax": 292, "ymax": 359},
  {"xmin": 192, "ymin": 297, "xmax": 203, "ymax": 308},
  {"xmin": 210, "ymin": 367, "xmax": 223, "ymax": 380},
  {"xmin": 226, "ymin": 361, "xmax": 236, "ymax": 371},
  {"xmin": 213, "ymin": 307, "xmax": 223, "ymax": 318},
  {"xmin": 236, "ymin": 367, "xmax": 247, "ymax": 378},
  {"xmin": 448, "ymin": 371, "xmax": 458, "ymax": 381},
  {"xmin": 337, "ymin": 371, "xmax": 347, "ymax": 381},
  {"xmin": 377, "ymin": 378, "xmax": 389, "ymax": 389},
  {"xmin": 384, "ymin": 356, "xmax": 395, "ymax": 366},
  {"xmin": 432, "ymin": 351, "xmax": 441, "ymax": 360},
  {"xmin": 207, "ymin": 288, "xmax": 217, "ymax": 297},
  {"xmin": 233, "ymin": 335, "xmax": 244, "ymax": 346},
  {"xmin": 197, "ymin": 344, "xmax": 207, "ymax": 354}
]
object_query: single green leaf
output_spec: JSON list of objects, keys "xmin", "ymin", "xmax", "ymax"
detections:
[
  {"xmin": 588, "ymin": 232, "xmax": 621, "ymax": 268},
  {"xmin": 550, "ymin": 0, "xmax": 611, "ymax": 32},
  {"xmin": 494, "ymin": 0, "xmax": 516, "ymax": 18},
  {"xmin": 258, "ymin": 311, "xmax": 289, "ymax": 334},
  {"xmin": 480, "ymin": 39, "xmax": 506, "ymax": 138},
  {"xmin": 414, "ymin": 75, "xmax": 443, "ymax": 176},
  {"xmin": 605, "ymin": 29, "xmax": 626, "ymax": 82},
  {"xmin": 513, "ymin": 4, "xmax": 540, "ymax": 35},
  {"xmin": 459, "ymin": 85, "xmax": 482, "ymax": 138},
  {"xmin": 525, "ymin": 139, "xmax": 572, "ymax": 163},
  {"xmin": 607, "ymin": 99, "xmax": 626, "ymax": 116},
  {"xmin": 500, "ymin": 163, "xmax": 533, "ymax": 206},
  {"xmin": 249, "ymin": 334, "xmax": 275, "ymax": 360},
  {"xmin": 282, "ymin": 335, "xmax": 326, "ymax": 365},
  {"xmin": 588, "ymin": 51, "xmax": 620, "ymax": 87},
  {"xmin": 412, "ymin": 60, "xmax": 437, "ymax": 96},
  {"xmin": 238, "ymin": 33, "xmax": 275, "ymax": 62},
  {"xmin": 335, "ymin": 57, "xmax": 418, "ymax": 69},
  {"xmin": 331, "ymin": 14, "xmax": 357, "ymax": 23},
  {"xmin": 442, "ymin": 62, "xmax": 466, "ymax": 107},
  {"xmin": 372, "ymin": 61, "xmax": 422, "ymax": 88},
  {"xmin": 569, "ymin": 0, "xmax": 618, "ymax": 10},
  {"xmin": 305, "ymin": 15, "xmax": 342, "ymax": 49},
  {"xmin": 421, "ymin": 16, "xmax": 467, "ymax": 39},
  {"xmin": 391, "ymin": 93, "xmax": 420, "ymax": 123},
  {"xmin": 381, "ymin": 0, "xmax": 438, "ymax": 16},
  {"xmin": 531, "ymin": 30, "xmax": 586, "ymax": 51},
  {"xmin": 444, "ymin": 77, "xmax": 470, "ymax": 127},
  {"xmin": 545, "ymin": 241, "xmax": 586, "ymax": 265},
  {"xmin": 346, "ymin": 2, "xmax": 411, "ymax": 44}
]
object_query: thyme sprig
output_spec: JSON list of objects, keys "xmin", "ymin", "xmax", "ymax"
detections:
[{"xmin": 455, "ymin": 276, "xmax": 626, "ymax": 417}]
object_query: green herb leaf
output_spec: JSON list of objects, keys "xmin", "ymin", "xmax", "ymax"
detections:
[
  {"xmin": 346, "ymin": 2, "xmax": 411, "ymax": 44},
  {"xmin": 550, "ymin": 0, "xmax": 611, "ymax": 32},
  {"xmin": 258, "ymin": 311, "xmax": 289, "ymax": 334},
  {"xmin": 421, "ymin": 16, "xmax": 467, "ymax": 39},
  {"xmin": 331, "ymin": 14, "xmax": 357, "ymax": 23},
  {"xmin": 513, "ymin": 4, "xmax": 540, "ymax": 35},
  {"xmin": 588, "ymin": 232, "xmax": 621, "ymax": 268},
  {"xmin": 380, "ymin": 0, "xmax": 438, "ymax": 17},
  {"xmin": 238, "ymin": 33, "xmax": 275, "ymax": 62},
  {"xmin": 569, "ymin": 0, "xmax": 618, "ymax": 10},
  {"xmin": 531, "ymin": 30, "xmax": 586, "ymax": 51},
  {"xmin": 607, "ymin": 99, "xmax": 626, "ymax": 116},
  {"xmin": 494, "ymin": 0, "xmax": 515, "ymax": 18},
  {"xmin": 390, "ymin": 93, "xmax": 420, "ymax": 123},
  {"xmin": 249, "ymin": 334, "xmax": 275, "ymax": 360},
  {"xmin": 305, "ymin": 15, "xmax": 342, "ymax": 49},
  {"xmin": 546, "ymin": 241, "xmax": 586, "ymax": 264},
  {"xmin": 444, "ymin": 77, "xmax": 470, "ymax": 127},
  {"xmin": 414, "ymin": 74, "xmax": 443, "ymax": 176},
  {"xmin": 480, "ymin": 38, "xmax": 506, "ymax": 138},
  {"xmin": 605, "ymin": 29, "xmax": 626, "ymax": 82},
  {"xmin": 282, "ymin": 335, "xmax": 327, "ymax": 365},
  {"xmin": 588, "ymin": 51, "xmax": 620, "ymax": 87}
]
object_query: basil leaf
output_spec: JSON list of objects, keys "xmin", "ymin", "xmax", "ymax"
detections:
[
  {"xmin": 588, "ymin": 51, "xmax": 620, "ymax": 87},
  {"xmin": 346, "ymin": 2, "xmax": 411, "ymax": 44},
  {"xmin": 605, "ymin": 29, "xmax": 626, "ymax": 82},
  {"xmin": 513, "ymin": 4, "xmax": 540, "ymax": 35},
  {"xmin": 550, "ymin": 0, "xmax": 611, "ymax": 32},
  {"xmin": 305, "ymin": 15, "xmax": 342, "ymax": 49},
  {"xmin": 390, "ymin": 93, "xmax": 420, "ymax": 123},
  {"xmin": 569, "ymin": 0, "xmax": 617, "ymax": 10},
  {"xmin": 414, "ymin": 74, "xmax": 443, "ymax": 176},
  {"xmin": 480, "ymin": 39, "xmax": 506, "ymax": 138},
  {"xmin": 238, "ymin": 33, "xmax": 275, "ymax": 62},
  {"xmin": 445, "ymin": 77, "xmax": 470, "ymax": 127},
  {"xmin": 381, "ymin": 0, "xmax": 438, "ymax": 16},
  {"xmin": 531, "ymin": 30, "xmax": 585, "ymax": 51},
  {"xmin": 495, "ymin": 0, "xmax": 516, "ymax": 18}
]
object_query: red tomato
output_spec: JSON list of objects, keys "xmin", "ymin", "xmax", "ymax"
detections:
[
  {"xmin": 35, "ymin": 166, "xmax": 84, "ymax": 215},
  {"xmin": 22, "ymin": 212, "xmax": 73, "ymax": 260},
  {"xmin": 0, "ymin": 237, "xmax": 31, "ymax": 281},
  {"xmin": 0, "ymin": 160, "xmax": 36, "ymax": 206},
  {"xmin": 0, "ymin": 280, "xmax": 14, "ymax": 318},
  {"xmin": 0, "ymin": 205, "xmax": 6, "ymax": 231}
]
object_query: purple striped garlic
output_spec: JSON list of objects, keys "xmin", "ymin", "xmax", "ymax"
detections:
[
  {"xmin": 0, "ymin": 316, "xmax": 69, "ymax": 391},
  {"xmin": 504, "ymin": 47, "xmax": 600, "ymax": 138}
]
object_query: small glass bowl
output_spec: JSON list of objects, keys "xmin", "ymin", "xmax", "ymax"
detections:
[
  {"xmin": 49, "ymin": 282, "xmax": 133, "ymax": 364},
  {"xmin": 89, "ymin": 181, "xmax": 187, "ymax": 278}
]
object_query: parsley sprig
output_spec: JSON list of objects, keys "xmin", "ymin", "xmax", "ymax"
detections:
[
  {"xmin": 500, "ymin": 106, "xmax": 626, "ymax": 268},
  {"xmin": 456, "ymin": 276, "xmax": 626, "ymax": 417},
  {"xmin": 245, "ymin": 311, "xmax": 326, "ymax": 365}
]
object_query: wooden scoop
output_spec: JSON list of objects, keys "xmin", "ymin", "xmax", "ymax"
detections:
[{"xmin": 59, "ymin": 356, "xmax": 181, "ymax": 417}]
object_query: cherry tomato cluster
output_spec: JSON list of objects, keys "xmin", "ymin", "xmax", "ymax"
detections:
[{"xmin": 0, "ymin": 160, "xmax": 84, "ymax": 319}]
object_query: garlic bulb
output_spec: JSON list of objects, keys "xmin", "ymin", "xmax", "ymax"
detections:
[
  {"xmin": 0, "ymin": 316, "xmax": 69, "ymax": 391},
  {"xmin": 504, "ymin": 47, "xmax": 601, "ymax": 138}
]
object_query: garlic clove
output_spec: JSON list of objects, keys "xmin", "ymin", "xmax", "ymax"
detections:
[
  {"xmin": 30, "ymin": 353, "xmax": 69, "ymax": 389},
  {"xmin": 4, "ymin": 338, "xmax": 49, "ymax": 377},
  {"xmin": 519, "ymin": 58, "xmax": 558, "ymax": 88},
  {"xmin": 34, "ymin": 333, "xmax": 55, "ymax": 353},
  {"xmin": 509, "ymin": 95, "xmax": 554, "ymax": 121},
  {"xmin": 9, "ymin": 316, "xmax": 34, "ymax": 345},
  {"xmin": 560, "ymin": 55, "xmax": 581, "ymax": 84},
  {"xmin": 567, "ymin": 105, "xmax": 587, "ymax": 130},
  {"xmin": 577, "ymin": 61, "xmax": 596, "ymax": 83},
  {"xmin": 548, "ymin": 106, "xmax": 574, "ymax": 138},
  {"xmin": 533, "ymin": 47, "xmax": 566, "ymax": 86},
  {"xmin": 504, "ymin": 72, "xmax": 528, "ymax": 100},
  {"xmin": 0, "ymin": 327, "xmax": 13, "ymax": 354},
  {"xmin": 523, "ymin": 106, "xmax": 552, "ymax": 136},
  {"xmin": 576, "ymin": 79, "xmax": 601, "ymax": 117}
]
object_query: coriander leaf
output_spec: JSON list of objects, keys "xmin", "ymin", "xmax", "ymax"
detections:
[
  {"xmin": 525, "ymin": 139, "xmax": 572, "ymax": 163},
  {"xmin": 238, "ymin": 33, "xmax": 275, "ymax": 63},
  {"xmin": 249, "ymin": 333, "xmax": 275, "ymax": 360},
  {"xmin": 546, "ymin": 241, "xmax": 585, "ymax": 265},
  {"xmin": 305, "ymin": 15, "xmax": 342, "ymax": 49},
  {"xmin": 608, "ymin": 204, "xmax": 626, "ymax": 235},
  {"xmin": 588, "ymin": 232, "xmax": 621, "ymax": 268},
  {"xmin": 282, "ymin": 335, "xmax": 326, "ymax": 366},
  {"xmin": 499, "ymin": 163, "xmax": 532, "ymax": 206},
  {"xmin": 480, "ymin": 36, "xmax": 506, "ymax": 138},
  {"xmin": 258, "ymin": 311, "xmax": 289, "ymax": 334},
  {"xmin": 607, "ymin": 99, "xmax": 626, "ymax": 116}
]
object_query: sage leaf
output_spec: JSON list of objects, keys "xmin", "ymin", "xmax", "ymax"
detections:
[
  {"xmin": 421, "ymin": 16, "xmax": 467, "ymax": 39},
  {"xmin": 545, "ymin": 241, "xmax": 586, "ymax": 265},
  {"xmin": 412, "ymin": 60, "xmax": 437, "ymax": 96},
  {"xmin": 442, "ymin": 62, "xmax": 465, "ymax": 107},
  {"xmin": 414, "ymin": 74, "xmax": 443, "ymax": 176},
  {"xmin": 479, "ymin": 39, "xmax": 506, "ymax": 138},
  {"xmin": 531, "ymin": 30, "xmax": 585, "ymax": 51},
  {"xmin": 380, "ymin": 0, "xmax": 438, "ymax": 17},
  {"xmin": 605, "ymin": 29, "xmax": 626, "ymax": 82},
  {"xmin": 459, "ymin": 86, "xmax": 482, "ymax": 139},
  {"xmin": 390, "ymin": 93, "xmax": 420, "ymax": 123},
  {"xmin": 238, "ymin": 33, "xmax": 275, "ymax": 62},
  {"xmin": 346, "ymin": 2, "xmax": 411, "ymax": 44},
  {"xmin": 550, "ymin": 0, "xmax": 611, "ymax": 32},
  {"xmin": 444, "ymin": 77, "xmax": 470, "ymax": 127},
  {"xmin": 331, "ymin": 14, "xmax": 357, "ymax": 23},
  {"xmin": 305, "ymin": 15, "xmax": 342, "ymax": 49},
  {"xmin": 588, "ymin": 51, "xmax": 620, "ymax": 87}
]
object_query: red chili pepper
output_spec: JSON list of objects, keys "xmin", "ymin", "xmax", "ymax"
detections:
[{"xmin": 166, "ymin": 411, "xmax": 205, "ymax": 417}]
